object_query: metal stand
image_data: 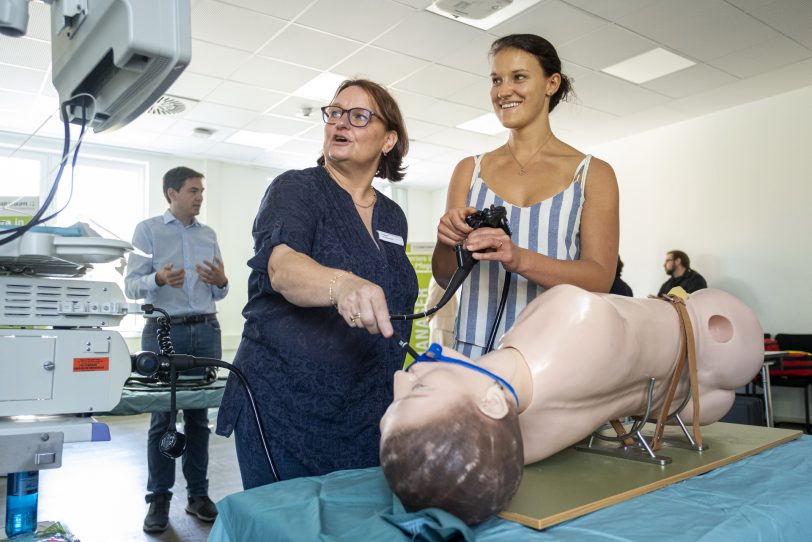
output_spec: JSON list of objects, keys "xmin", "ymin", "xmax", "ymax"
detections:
[{"xmin": 576, "ymin": 377, "xmax": 708, "ymax": 465}]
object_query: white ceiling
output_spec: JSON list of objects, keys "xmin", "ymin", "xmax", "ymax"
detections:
[{"xmin": 1, "ymin": 0, "xmax": 812, "ymax": 189}]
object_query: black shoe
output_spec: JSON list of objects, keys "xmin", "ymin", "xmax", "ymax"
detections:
[
  {"xmin": 185, "ymin": 495, "xmax": 218, "ymax": 522},
  {"xmin": 143, "ymin": 493, "xmax": 170, "ymax": 533}
]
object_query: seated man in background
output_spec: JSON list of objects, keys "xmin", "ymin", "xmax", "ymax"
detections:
[
  {"xmin": 657, "ymin": 250, "xmax": 707, "ymax": 296},
  {"xmin": 380, "ymin": 285, "xmax": 763, "ymax": 525}
]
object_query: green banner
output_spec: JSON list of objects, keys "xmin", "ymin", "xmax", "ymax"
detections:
[{"xmin": 405, "ymin": 242, "xmax": 434, "ymax": 364}]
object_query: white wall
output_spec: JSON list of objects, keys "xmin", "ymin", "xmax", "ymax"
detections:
[{"xmin": 589, "ymin": 84, "xmax": 812, "ymax": 335}]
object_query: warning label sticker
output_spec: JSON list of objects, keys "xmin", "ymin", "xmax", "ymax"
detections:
[{"xmin": 73, "ymin": 357, "xmax": 110, "ymax": 372}]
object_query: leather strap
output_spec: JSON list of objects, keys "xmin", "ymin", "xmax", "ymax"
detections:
[{"xmin": 650, "ymin": 293, "xmax": 703, "ymax": 450}]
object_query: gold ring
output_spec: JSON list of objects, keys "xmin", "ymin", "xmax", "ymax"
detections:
[
  {"xmin": 350, "ymin": 312, "xmax": 361, "ymax": 323},
  {"xmin": 497, "ymin": 241, "xmax": 503, "ymax": 248}
]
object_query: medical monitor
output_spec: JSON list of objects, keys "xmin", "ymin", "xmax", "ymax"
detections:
[{"xmin": 50, "ymin": 0, "xmax": 192, "ymax": 133}]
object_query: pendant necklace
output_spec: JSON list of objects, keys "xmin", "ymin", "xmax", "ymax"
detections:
[{"xmin": 506, "ymin": 131, "xmax": 553, "ymax": 176}]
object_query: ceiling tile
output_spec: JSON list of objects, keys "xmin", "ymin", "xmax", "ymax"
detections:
[
  {"xmin": 217, "ymin": 0, "xmax": 307, "ymax": 20},
  {"xmin": 373, "ymin": 11, "xmax": 483, "ymax": 62},
  {"xmin": 274, "ymin": 138, "xmax": 324, "ymax": 157},
  {"xmin": 558, "ymin": 25, "xmax": 658, "ymax": 71},
  {"xmin": 409, "ymin": 99, "xmax": 483, "ymax": 126},
  {"xmin": 710, "ymin": 36, "xmax": 812, "ymax": 79},
  {"xmin": 748, "ymin": 0, "xmax": 812, "ymax": 49},
  {"xmin": 393, "ymin": 65, "xmax": 484, "ymax": 100},
  {"xmin": 167, "ymin": 72, "xmax": 225, "ymax": 101},
  {"xmin": 164, "ymin": 119, "xmax": 238, "ymax": 142},
  {"xmin": 0, "ymin": 37, "xmax": 50, "ymax": 70},
  {"xmin": 563, "ymin": 0, "xmax": 668, "ymax": 22},
  {"xmin": 188, "ymin": 40, "xmax": 252, "ymax": 78},
  {"xmin": 296, "ymin": 0, "xmax": 415, "ymax": 43},
  {"xmin": 406, "ymin": 140, "xmax": 458, "ymax": 160},
  {"xmin": 424, "ymin": 127, "xmax": 504, "ymax": 152},
  {"xmin": 243, "ymin": 115, "xmax": 314, "ymax": 137},
  {"xmin": 183, "ymin": 102, "xmax": 258, "ymax": 128},
  {"xmin": 0, "ymin": 89, "xmax": 37, "ymax": 112},
  {"xmin": 333, "ymin": 47, "xmax": 429, "ymax": 85},
  {"xmin": 25, "ymin": 2, "xmax": 51, "ymax": 41},
  {"xmin": 641, "ymin": 63, "xmax": 738, "ymax": 99},
  {"xmin": 391, "ymin": 0, "xmax": 432, "ymax": 8},
  {"xmin": 192, "ymin": 0, "xmax": 286, "ymax": 52},
  {"xmin": 0, "ymin": 65, "xmax": 47, "ymax": 94},
  {"xmin": 205, "ymin": 81, "xmax": 287, "ymax": 112},
  {"xmin": 230, "ymin": 57, "xmax": 320, "ymax": 92},
  {"xmin": 435, "ymin": 33, "xmax": 497, "ymax": 76},
  {"xmin": 390, "ymin": 89, "xmax": 439, "ymax": 120},
  {"xmin": 570, "ymin": 71, "xmax": 670, "ymax": 116},
  {"xmin": 549, "ymin": 101, "xmax": 617, "ymax": 132},
  {"xmin": 489, "ymin": 0, "xmax": 607, "ymax": 47},
  {"xmin": 445, "ymin": 79, "xmax": 493, "ymax": 111},
  {"xmin": 402, "ymin": 118, "xmax": 448, "ymax": 140},
  {"xmin": 266, "ymin": 97, "xmax": 324, "ymax": 123},
  {"xmin": 259, "ymin": 25, "xmax": 361, "ymax": 70}
]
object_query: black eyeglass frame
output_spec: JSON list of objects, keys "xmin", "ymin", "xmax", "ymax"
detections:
[{"xmin": 320, "ymin": 106, "xmax": 381, "ymax": 128}]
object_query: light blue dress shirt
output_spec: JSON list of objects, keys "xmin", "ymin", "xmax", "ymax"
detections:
[{"xmin": 125, "ymin": 210, "xmax": 228, "ymax": 317}]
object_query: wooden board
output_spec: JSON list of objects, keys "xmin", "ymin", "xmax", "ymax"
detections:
[{"xmin": 499, "ymin": 422, "xmax": 802, "ymax": 530}]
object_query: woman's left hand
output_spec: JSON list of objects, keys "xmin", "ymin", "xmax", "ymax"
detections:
[{"xmin": 463, "ymin": 227, "xmax": 521, "ymax": 272}]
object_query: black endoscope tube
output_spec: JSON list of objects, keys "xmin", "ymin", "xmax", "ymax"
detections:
[{"xmin": 195, "ymin": 358, "xmax": 281, "ymax": 483}]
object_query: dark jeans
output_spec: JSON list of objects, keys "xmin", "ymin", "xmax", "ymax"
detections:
[{"xmin": 142, "ymin": 318, "xmax": 222, "ymax": 502}]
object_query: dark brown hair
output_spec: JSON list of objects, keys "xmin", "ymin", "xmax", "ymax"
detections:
[
  {"xmin": 490, "ymin": 34, "xmax": 573, "ymax": 113},
  {"xmin": 317, "ymin": 79, "xmax": 409, "ymax": 182},
  {"xmin": 669, "ymin": 250, "xmax": 691, "ymax": 268},
  {"xmin": 380, "ymin": 399, "xmax": 524, "ymax": 525},
  {"xmin": 163, "ymin": 166, "xmax": 203, "ymax": 204}
]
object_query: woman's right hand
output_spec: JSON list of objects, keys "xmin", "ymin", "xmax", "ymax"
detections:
[
  {"xmin": 333, "ymin": 273, "xmax": 394, "ymax": 338},
  {"xmin": 436, "ymin": 207, "xmax": 476, "ymax": 247}
]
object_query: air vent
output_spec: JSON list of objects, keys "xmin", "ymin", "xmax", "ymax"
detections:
[{"xmin": 147, "ymin": 94, "xmax": 198, "ymax": 116}]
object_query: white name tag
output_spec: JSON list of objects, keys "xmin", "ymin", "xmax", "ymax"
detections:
[{"xmin": 377, "ymin": 230, "xmax": 404, "ymax": 246}]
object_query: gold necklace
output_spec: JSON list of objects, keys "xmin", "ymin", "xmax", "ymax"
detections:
[
  {"xmin": 506, "ymin": 131, "xmax": 553, "ymax": 176},
  {"xmin": 327, "ymin": 167, "xmax": 377, "ymax": 208}
]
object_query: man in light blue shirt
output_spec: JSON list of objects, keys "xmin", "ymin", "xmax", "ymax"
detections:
[{"xmin": 125, "ymin": 166, "xmax": 229, "ymax": 533}]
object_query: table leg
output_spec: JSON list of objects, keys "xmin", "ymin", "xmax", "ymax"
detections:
[{"xmin": 761, "ymin": 363, "xmax": 773, "ymax": 427}]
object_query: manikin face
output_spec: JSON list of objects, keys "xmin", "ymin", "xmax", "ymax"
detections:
[
  {"xmin": 168, "ymin": 177, "xmax": 204, "ymax": 224},
  {"xmin": 489, "ymin": 47, "xmax": 559, "ymax": 131},
  {"xmin": 664, "ymin": 253, "xmax": 676, "ymax": 276},
  {"xmin": 322, "ymin": 85, "xmax": 396, "ymax": 169},
  {"xmin": 381, "ymin": 363, "xmax": 486, "ymax": 438}
]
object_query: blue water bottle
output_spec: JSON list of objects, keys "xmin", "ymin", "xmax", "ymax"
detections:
[{"xmin": 5, "ymin": 470, "xmax": 39, "ymax": 537}]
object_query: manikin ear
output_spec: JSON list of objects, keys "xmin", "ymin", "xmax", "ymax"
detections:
[{"xmin": 478, "ymin": 383, "xmax": 510, "ymax": 420}]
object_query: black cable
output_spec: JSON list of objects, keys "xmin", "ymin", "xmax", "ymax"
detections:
[
  {"xmin": 485, "ymin": 271, "xmax": 512, "ymax": 353},
  {"xmin": 190, "ymin": 357, "xmax": 281, "ymax": 483},
  {"xmin": 0, "ymin": 101, "xmax": 72, "ymax": 246}
]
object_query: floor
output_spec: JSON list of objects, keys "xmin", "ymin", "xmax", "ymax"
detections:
[{"xmin": 1, "ymin": 413, "xmax": 242, "ymax": 542}]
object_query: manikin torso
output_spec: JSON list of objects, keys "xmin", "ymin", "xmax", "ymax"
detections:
[{"xmin": 475, "ymin": 285, "xmax": 764, "ymax": 463}]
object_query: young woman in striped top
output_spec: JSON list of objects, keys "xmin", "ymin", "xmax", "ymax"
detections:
[{"xmin": 432, "ymin": 33, "xmax": 620, "ymax": 358}]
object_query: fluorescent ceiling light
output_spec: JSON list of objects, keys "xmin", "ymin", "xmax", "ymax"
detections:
[
  {"xmin": 602, "ymin": 48, "xmax": 695, "ymax": 84},
  {"xmin": 226, "ymin": 130, "xmax": 291, "ymax": 150},
  {"xmin": 457, "ymin": 113, "xmax": 506, "ymax": 135},
  {"xmin": 293, "ymin": 72, "xmax": 348, "ymax": 102},
  {"xmin": 426, "ymin": 0, "xmax": 543, "ymax": 30}
]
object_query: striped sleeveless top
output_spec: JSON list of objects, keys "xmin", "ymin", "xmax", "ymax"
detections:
[{"xmin": 454, "ymin": 153, "xmax": 591, "ymax": 358}]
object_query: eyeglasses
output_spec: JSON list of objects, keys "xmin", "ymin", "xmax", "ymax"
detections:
[{"xmin": 321, "ymin": 106, "xmax": 379, "ymax": 128}]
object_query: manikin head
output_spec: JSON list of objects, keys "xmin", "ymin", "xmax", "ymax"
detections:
[{"xmin": 379, "ymin": 356, "xmax": 524, "ymax": 525}]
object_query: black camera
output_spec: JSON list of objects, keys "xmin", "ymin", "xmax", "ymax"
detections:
[{"xmin": 465, "ymin": 204, "xmax": 511, "ymax": 236}]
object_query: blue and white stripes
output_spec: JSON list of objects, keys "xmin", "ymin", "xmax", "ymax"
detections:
[{"xmin": 454, "ymin": 154, "xmax": 590, "ymax": 358}]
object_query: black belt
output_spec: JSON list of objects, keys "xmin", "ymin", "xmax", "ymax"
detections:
[{"xmin": 148, "ymin": 314, "xmax": 217, "ymax": 325}]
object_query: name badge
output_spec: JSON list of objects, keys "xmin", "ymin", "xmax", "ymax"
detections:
[{"xmin": 377, "ymin": 230, "xmax": 404, "ymax": 246}]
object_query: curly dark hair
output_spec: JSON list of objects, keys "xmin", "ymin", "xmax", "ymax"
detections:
[
  {"xmin": 380, "ymin": 399, "xmax": 524, "ymax": 525},
  {"xmin": 490, "ymin": 34, "xmax": 573, "ymax": 113},
  {"xmin": 317, "ymin": 79, "xmax": 409, "ymax": 182}
]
